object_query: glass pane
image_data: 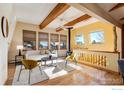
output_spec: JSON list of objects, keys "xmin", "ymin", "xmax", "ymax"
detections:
[
  {"xmin": 90, "ymin": 31, "xmax": 104, "ymax": 44},
  {"xmin": 60, "ymin": 41, "xmax": 66, "ymax": 49},
  {"xmin": 39, "ymin": 41, "xmax": 48, "ymax": 49},
  {"xmin": 60, "ymin": 35, "xmax": 67, "ymax": 49},
  {"xmin": 23, "ymin": 30, "xmax": 36, "ymax": 50},
  {"xmin": 23, "ymin": 41, "xmax": 36, "ymax": 50},
  {"xmin": 50, "ymin": 42, "xmax": 58, "ymax": 50},
  {"xmin": 75, "ymin": 35, "xmax": 84, "ymax": 45}
]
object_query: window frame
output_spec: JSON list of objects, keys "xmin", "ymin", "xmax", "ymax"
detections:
[
  {"xmin": 38, "ymin": 32, "xmax": 49, "ymax": 50},
  {"xmin": 23, "ymin": 30, "xmax": 36, "ymax": 50},
  {"xmin": 89, "ymin": 31, "xmax": 104, "ymax": 44},
  {"xmin": 60, "ymin": 34, "xmax": 67, "ymax": 50},
  {"xmin": 75, "ymin": 34, "xmax": 85, "ymax": 45},
  {"xmin": 50, "ymin": 33, "xmax": 59, "ymax": 50}
]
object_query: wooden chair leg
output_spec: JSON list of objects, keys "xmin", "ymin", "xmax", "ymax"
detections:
[{"xmin": 17, "ymin": 65, "xmax": 22, "ymax": 81}]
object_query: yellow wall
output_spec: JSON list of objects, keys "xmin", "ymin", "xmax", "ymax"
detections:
[{"xmin": 71, "ymin": 21, "xmax": 115, "ymax": 52}]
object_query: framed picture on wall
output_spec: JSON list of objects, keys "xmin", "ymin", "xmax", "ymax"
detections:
[{"xmin": 1, "ymin": 16, "xmax": 9, "ymax": 38}]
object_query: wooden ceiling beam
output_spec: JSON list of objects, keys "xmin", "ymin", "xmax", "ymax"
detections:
[
  {"xmin": 109, "ymin": 3, "xmax": 124, "ymax": 12},
  {"xmin": 56, "ymin": 28, "xmax": 63, "ymax": 32},
  {"xmin": 120, "ymin": 17, "xmax": 124, "ymax": 21},
  {"xmin": 65, "ymin": 14, "xmax": 91, "ymax": 26},
  {"xmin": 56, "ymin": 14, "xmax": 91, "ymax": 32},
  {"xmin": 39, "ymin": 3, "xmax": 70, "ymax": 29}
]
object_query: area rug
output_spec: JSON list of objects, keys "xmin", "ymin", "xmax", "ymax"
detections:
[{"xmin": 12, "ymin": 61, "xmax": 75, "ymax": 85}]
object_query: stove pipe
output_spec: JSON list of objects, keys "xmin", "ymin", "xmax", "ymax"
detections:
[{"xmin": 66, "ymin": 27, "xmax": 73, "ymax": 56}]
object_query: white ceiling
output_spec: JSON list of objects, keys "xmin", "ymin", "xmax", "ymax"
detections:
[
  {"xmin": 47, "ymin": 6, "xmax": 85, "ymax": 28},
  {"xmin": 97, "ymin": 3, "xmax": 124, "ymax": 24},
  {"xmin": 47, "ymin": 6, "xmax": 99, "ymax": 29},
  {"xmin": 74, "ymin": 17, "xmax": 99, "ymax": 28},
  {"xmin": 13, "ymin": 3, "xmax": 57, "ymax": 25},
  {"xmin": 13, "ymin": 3, "xmax": 99, "ymax": 29}
]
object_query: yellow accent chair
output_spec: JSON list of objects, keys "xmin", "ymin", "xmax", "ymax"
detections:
[
  {"xmin": 17, "ymin": 60, "xmax": 42, "ymax": 84},
  {"xmin": 65, "ymin": 53, "xmax": 77, "ymax": 67}
]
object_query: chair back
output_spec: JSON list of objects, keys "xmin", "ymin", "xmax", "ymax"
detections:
[
  {"xmin": 22, "ymin": 60, "xmax": 38, "ymax": 70},
  {"xmin": 118, "ymin": 60, "xmax": 124, "ymax": 75},
  {"xmin": 66, "ymin": 53, "xmax": 76, "ymax": 60}
]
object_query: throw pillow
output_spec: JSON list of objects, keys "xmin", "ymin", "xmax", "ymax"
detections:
[{"xmin": 40, "ymin": 50, "xmax": 45, "ymax": 55}]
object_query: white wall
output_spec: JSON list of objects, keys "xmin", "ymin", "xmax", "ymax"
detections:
[
  {"xmin": 0, "ymin": 4, "xmax": 16, "ymax": 85},
  {"xmin": 116, "ymin": 27, "xmax": 122, "ymax": 58}
]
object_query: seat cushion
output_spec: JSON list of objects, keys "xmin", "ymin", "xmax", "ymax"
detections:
[{"xmin": 26, "ymin": 54, "xmax": 48, "ymax": 61}]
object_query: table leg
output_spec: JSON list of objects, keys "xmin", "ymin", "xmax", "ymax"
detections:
[
  {"xmin": 51, "ymin": 60, "xmax": 53, "ymax": 64},
  {"xmin": 45, "ymin": 61, "xmax": 47, "ymax": 66}
]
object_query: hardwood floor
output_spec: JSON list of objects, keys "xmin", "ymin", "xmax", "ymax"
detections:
[
  {"xmin": 5, "ymin": 61, "xmax": 123, "ymax": 85},
  {"xmin": 5, "ymin": 64, "xmax": 16, "ymax": 85}
]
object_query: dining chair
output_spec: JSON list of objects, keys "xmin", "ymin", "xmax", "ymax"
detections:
[
  {"xmin": 65, "ymin": 53, "xmax": 77, "ymax": 67},
  {"xmin": 17, "ymin": 59, "xmax": 42, "ymax": 84},
  {"xmin": 118, "ymin": 59, "xmax": 124, "ymax": 84}
]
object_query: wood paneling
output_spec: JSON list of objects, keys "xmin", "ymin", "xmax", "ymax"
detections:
[
  {"xmin": 113, "ymin": 26, "xmax": 117, "ymax": 52},
  {"xmin": 56, "ymin": 28, "xmax": 63, "ymax": 32},
  {"xmin": 56, "ymin": 14, "xmax": 91, "ymax": 32},
  {"xmin": 109, "ymin": 3, "xmax": 124, "ymax": 12},
  {"xmin": 65, "ymin": 14, "xmax": 91, "ymax": 26},
  {"xmin": 39, "ymin": 3, "xmax": 70, "ymax": 29}
]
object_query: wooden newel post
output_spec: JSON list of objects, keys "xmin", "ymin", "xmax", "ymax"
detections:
[{"xmin": 113, "ymin": 26, "xmax": 117, "ymax": 52}]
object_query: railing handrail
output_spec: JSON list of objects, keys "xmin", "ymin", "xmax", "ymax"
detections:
[
  {"xmin": 73, "ymin": 49, "xmax": 119, "ymax": 72},
  {"xmin": 73, "ymin": 49, "xmax": 120, "ymax": 54}
]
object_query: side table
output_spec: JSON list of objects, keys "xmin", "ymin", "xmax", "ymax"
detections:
[{"xmin": 15, "ymin": 55, "xmax": 25, "ymax": 66}]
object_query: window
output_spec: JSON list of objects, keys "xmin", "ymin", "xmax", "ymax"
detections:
[
  {"xmin": 75, "ymin": 34, "xmax": 84, "ymax": 45},
  {"xmin": 50, "ymin": 34, "xmax": 59, "ymax": 50},
  {"xmin": 38, "ymin": 32, "xmax": 49, "ymax": 49},
  {"xmin": 23, "ymin": 30, "xmax": 36, "ymax": 50},
  {"xmin": 90, "ymin": 31, "xmax": 104, "ymax": 44},
  {"xmin": 60, "ymin": 35, "xmax": 67, "ymax": 49}
]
